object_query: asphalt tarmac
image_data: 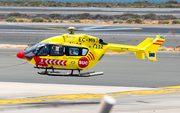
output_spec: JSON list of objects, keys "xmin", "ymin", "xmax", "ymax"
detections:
[
  {"xmin": 0, "ymin": 48, "xmax": 179, "ymax": 88},
  {"xmin": 0, "ymin": 23, "xmax": 180, "ymax": 47},
  {"xmin": 1, "ymin": 7, "xmax": 180, "ymax": 16},
  {"xmin": 0, "ymin": 23, "xmax": 180, "ymax": 113}
]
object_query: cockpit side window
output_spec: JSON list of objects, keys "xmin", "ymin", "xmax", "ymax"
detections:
[
  {"xmin": 37, "ymin": 46, "xmax": 50, "ymax": 56},
  {"xmin": 50, "ymin": 45, "xmax": 64, "ymax": 56}
]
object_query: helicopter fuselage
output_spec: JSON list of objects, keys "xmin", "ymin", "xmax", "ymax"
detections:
[
  {"xmin": 17, "ymin": 34, "xmax": 108, "ymax": 70},
  {"xmin": 17, "ymin": 32, "xmax": 165, "ymax": 73},
  {"xmin": 16, "ymin": 26, "xmax": 165, "ymax": 76}
]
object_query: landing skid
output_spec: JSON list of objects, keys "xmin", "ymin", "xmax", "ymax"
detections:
[
  {"xmin": 35, "ymin": 66, "xmax": 103, "ymax": 77},
  {"xmin": 38, "ymin": 71, "xmax": 103, "ymax": 77}
]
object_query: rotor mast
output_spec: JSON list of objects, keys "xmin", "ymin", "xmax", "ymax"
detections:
[{"xmin": 68, "ymin": 27, "xmax": 76, "ymax": 34}]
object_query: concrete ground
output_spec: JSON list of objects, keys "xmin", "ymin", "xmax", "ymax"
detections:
[
  {"xmin": 0, "ymin": 23, "xmax": 180, "ymax": 113},
  {"xmin": 0, "ymin": 49, "xmax": 180, "ymax": 113},
  {"xmin": 0, "ymin": 82, "xmax": 180, "ymax": 113},
  {"xmin": 0, "ymin": 23, "xmax": 180, "ymax": 47}
]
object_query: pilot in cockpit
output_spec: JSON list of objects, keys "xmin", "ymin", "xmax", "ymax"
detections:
[{"xmin": 38, "ymin": 46, "xmax": 49, "ymax": 56}]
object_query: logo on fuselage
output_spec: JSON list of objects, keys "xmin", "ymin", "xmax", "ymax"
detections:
[
  {"xmin": 33, "ymin": 57, "xmax": 67, "ymax": 67},
  {"xmin": 78, "ymin": 57, "xmax": 89, "ymax": 68},
  {"xmin": 71, "ymin": 61, "xmax": 75, "ymax": 64}
]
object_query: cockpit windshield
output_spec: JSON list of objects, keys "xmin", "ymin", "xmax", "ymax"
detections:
[
  {"xmin": 24, "ymin": 42, "xmax": 49, "ymax": 56},
  {"xmin": 37, "ymin": 45, "xmax": 50, "ymax": 56}
]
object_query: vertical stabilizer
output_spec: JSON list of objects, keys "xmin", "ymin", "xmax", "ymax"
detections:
[{"xmin": 134, "ymin": 35, "xmax": 165, "ymax": 61}]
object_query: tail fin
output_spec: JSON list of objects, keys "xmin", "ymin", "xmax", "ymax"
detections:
[{"xmin": 135, "ymin": 35, "xmax": 165, "ymax": 61}]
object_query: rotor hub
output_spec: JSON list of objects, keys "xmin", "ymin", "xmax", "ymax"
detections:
[{"xmin": 68, "ymin": 27, "xmax": 76, "ymax": 34}]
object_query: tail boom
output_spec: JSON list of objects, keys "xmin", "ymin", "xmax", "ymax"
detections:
[{"xmin": 108, "ymin": 35, "xmax": 165, "ymax": 61}]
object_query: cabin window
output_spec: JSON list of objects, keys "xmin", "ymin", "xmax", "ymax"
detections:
[
  {"xmin": 37, "ymin": 46, "xmax": 50, "ymax": 56},
  {"xmin": 69, "ymin": 48, "xmax": 79, "ymax": 56},
  {"xmin": 63, "ymin": 46, "xmax": 88, "ymax": 56},
  {"xmin": 82, "ymin": 49, "xmax": 88, "ymax": 56},
  {"xmin": 50, "ymin": 45, "xmax": 64, "ymax": 56}
]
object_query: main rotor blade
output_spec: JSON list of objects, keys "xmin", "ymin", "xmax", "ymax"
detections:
[
  {"xmin": 34, "ymin": 26, "xmax": 68, "ymax": 31},
  {"xmin": 79, "ymin": 25, "xmax": 109, "ymax": 31},
  {"xmin": 82, "ymin": 28, "xmax": 142, "ymax": 31}
]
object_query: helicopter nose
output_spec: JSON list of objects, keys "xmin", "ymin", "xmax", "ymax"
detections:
[{"xmin": 16, "ymin": 51, "xmax": 25, "ymax": 59}]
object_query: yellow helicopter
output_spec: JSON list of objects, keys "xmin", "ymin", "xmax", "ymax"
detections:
[{"xmin": 16, "ymin": 26, "xmax": 165, "ymax": 77}]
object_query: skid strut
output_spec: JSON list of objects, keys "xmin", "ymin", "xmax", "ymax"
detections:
[
  {"xmin": 36, "ymin": 66, "xmax": 103, "ymax": 77},
  {"xmin": 70, "ymin": 70, "xmax": 81, "ymax": 76}
]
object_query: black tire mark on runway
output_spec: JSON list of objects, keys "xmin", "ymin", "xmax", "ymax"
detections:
[{"xmin": 0, "ymin": 62, "xmax": 27, "ymax": 69}]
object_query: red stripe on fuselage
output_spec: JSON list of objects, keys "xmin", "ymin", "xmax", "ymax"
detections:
[
  {"xmin": 87, "ymin": 55, "xmax": 90, "ymax": 60},
  {"xmin": 64, "ymin": 61, "xmax": 67, "ymax": 66},
  {"xmin": 88, "ymin": 54, "xmax": 93, "ymax": 60},
  {"xmin": 34, "ymin": 57, "xmax": 48, "ymax": 67},
  {"xmin": 153, "ymin": 43, "xmax": 162, "ymax": 45},
  {"xmin": 33, "ymin": 56, "xmax": 67, "ymax": 67},
  {"xmin": 89, "ymin": 52, "xmax": 95, "ymax": 60},
  {"xmin": 156, "ymin": 40, "xmax": 164, "ymax": 42}
]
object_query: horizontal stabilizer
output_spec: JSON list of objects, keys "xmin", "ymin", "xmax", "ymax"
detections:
[{"xmin": 137, "ymin": 38, "xmax": 153, "ymax": 48}]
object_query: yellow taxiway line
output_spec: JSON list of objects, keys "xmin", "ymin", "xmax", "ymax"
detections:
[
  {"xmin": 158, "ymin": 85, "xmax": 180, "ymax": 89},
  {"xmin": 1, "ymin": 86, "xmax": 180, "ymax": 105},
  {"xmin": 33, "ymin": 94, "xmax": 125, "ymax": 100},
  {"xmin": 0, "ymin": 99, "xmax": 51, "ymax": 105},
  {"xmin": 112, "ymin": 89, "xmax": 180, "ymax": 95}
]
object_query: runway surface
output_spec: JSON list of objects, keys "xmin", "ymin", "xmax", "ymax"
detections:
[
  {"xmin": 0, "ymin": 23, "xmax": 180, "ymax": 88},
  {"xmin": 0, "ymin": 22, "xmax": 180, "ymax": 113},
  {"xmin": 0, "ymin": 23, "xmax": 180, "ymax": 47},
  {"xmin": 1, "ymin": 48, "xmax": 180, "ymax": 113},
  {"xmin": 0, "ymin": 48, "xmax": 179, "ymax": 88},
  {"xmin": 1, "ymin": 7, "xmax": 180, "ymax": 16}
]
